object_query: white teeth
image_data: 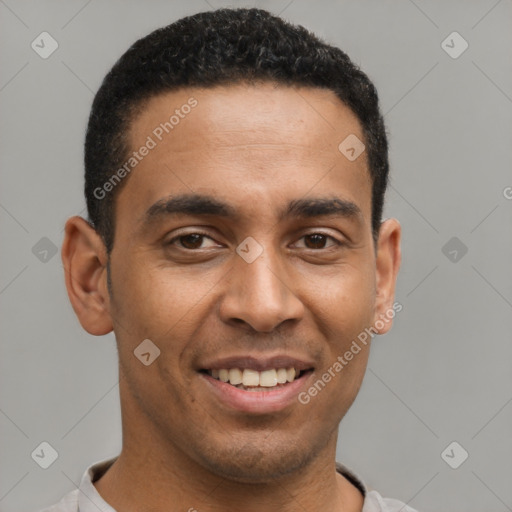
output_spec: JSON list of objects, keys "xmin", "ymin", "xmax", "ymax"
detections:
[
  {"xmin": 276, "ymin": 368, "xmax": 288, "ymax": 384},
  {"xmin": 228, "ymin": 368, "xmax": 243, "ymax": 385},
  {"xmin": 242, "ymin": 369, "xmax": 260, "ymax": 386},
  {"xmin": 259, "ymin": 369, "xmax": 278, "ymax": 387},
  {"xmin": 208, "ymin": 367, "xmax": 304, "ymax": 387}
]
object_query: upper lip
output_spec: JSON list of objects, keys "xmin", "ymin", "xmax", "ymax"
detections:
[{"xmin": 199, "ymin": 354, "xmax": 315, "ymax": 372}]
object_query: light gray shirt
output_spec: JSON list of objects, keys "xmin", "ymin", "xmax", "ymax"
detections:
[{"xmin": 38, "ymin": 457, "xmax": 419, "ymax": 512}]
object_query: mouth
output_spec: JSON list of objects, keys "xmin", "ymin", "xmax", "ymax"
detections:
[
  {"xmin": 200, "ymin": 367, "xmax": 312, "ymax": 392},
  {"xmin": 197, "ymin": 356, "xmax": 315, "ymax": 413}
]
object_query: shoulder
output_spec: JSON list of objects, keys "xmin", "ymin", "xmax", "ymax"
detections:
[
  {"xmin": 35, "ymin": 488, "xmax": 79, "ymax": 512},
  {"xmin": 336, "ymin": 461, "xmax": 420, "ymax": 512},
  {"xmin": 363, "ymin": 489, "xmax": 419, "ymax": 512}
]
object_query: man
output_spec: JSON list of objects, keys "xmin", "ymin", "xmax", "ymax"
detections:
[{"xmin": 44, "ymin": 7, "xmax": 415, "ymax": 512}]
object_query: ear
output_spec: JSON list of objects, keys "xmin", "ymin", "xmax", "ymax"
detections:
[
  {"xmin": 373, "ymin": 218, "xmax": 401, "ymax": 334},
  {"xmin": 61, "ymin": 216, "xmax": 113, "ymax": 336}
]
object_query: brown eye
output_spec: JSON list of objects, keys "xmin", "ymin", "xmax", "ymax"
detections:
[
  {"xmin": 167, "ymin": 231, "xmax": 221, "ymax": 250},
  {"xmin": 293, "ymin": 233, "xmax": 341, "ymax": 250},
  {"xmin": 179, "ymin": 234, "xmax": 205, "ymax": 249},
  {"xmin": 304, "ymin": 234, "xmax": 328, "ymax": 249}
]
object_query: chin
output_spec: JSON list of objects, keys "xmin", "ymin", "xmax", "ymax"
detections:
[{"xmin": 195, "ymin": 437, "xmax": 319, "ymax": 484}]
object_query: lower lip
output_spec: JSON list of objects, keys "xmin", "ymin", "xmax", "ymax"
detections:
[{"xmin": 200, "ymin": 371, "xmax": 313, "ymax": 414}]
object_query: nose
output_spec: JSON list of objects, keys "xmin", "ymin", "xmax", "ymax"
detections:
[{"xmin": 219, "ymin": 248, "xmax": 304, "ymax": 332}]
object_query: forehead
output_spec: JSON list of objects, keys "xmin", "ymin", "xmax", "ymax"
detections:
[
  {"xmin": 116, "ymin": 83, "xmax": 371, "ymax": 231},
  {"xmin": 133, "ymin": 82, "xmax": 362, "ymax": 150}
]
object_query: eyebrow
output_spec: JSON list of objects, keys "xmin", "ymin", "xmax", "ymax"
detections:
[{"xmin": 138, "ymin": 193, "xmax": 363, "ymax": 230}]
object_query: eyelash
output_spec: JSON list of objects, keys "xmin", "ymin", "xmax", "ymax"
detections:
[{"xmin": 167, "ymin": 231, "xmax": 343, "ymax": 250}]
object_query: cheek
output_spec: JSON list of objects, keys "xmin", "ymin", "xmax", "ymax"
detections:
[
  {"xmin": 112, "ymin": 256, "xmax": 218, "ymax": 339},
  {"xmin": 111, "ymin": 261, "xmax": 207, "ymax": 401},
  {"xmin": 300, "ymin": 265, "xmax": 375, "ymax": 405},
  {"xmin": 303, "ymin": 263, "xmax": 376, "ymax": 335}
]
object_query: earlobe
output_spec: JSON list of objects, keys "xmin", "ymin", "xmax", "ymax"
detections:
[
  {"xmin": 373, "ymin": 218, "xmax": 401, "ymax": 335},
  {"xmin": 61, "ymin": 216, "xmax": 113, "ymax": 336}
]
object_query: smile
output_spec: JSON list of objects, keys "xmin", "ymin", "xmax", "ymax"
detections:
[
  {"xmin": 204, "ymin": 367, "xmax": 306, "ymax": 391},
  {"xmin": 199, "ymin": 360, "xmax": 314, "ymax": 413}
]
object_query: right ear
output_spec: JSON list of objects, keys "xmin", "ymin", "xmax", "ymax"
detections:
[{"xmin": 61, "ymin": 216, "xmax": 113, "ymax": 335}]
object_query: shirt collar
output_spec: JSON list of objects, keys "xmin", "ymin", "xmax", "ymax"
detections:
[
  {"xmin": 77, "ymin": 457, "xmax": 117, "ymax": 512},
  {"xmin": 336, "ymin": 461, "xmax": 368, "ymax": 498}
]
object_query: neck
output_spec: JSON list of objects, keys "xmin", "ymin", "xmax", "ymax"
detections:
[{"xmin": 95, "ymin": 440, "xmax": 363, "ymax": 512}]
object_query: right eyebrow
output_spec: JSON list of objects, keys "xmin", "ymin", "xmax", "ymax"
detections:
[{"xmin": 137, "ymin": 193, "xmax": 237, "ymax": 230}]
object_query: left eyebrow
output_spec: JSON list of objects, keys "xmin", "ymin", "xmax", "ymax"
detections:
[
  {"xmin": 282, "ymin": 197, "xmax": 363, "ymax": 223},
  {"xmin": 136, "ymin": 193, "xmax": 364, "ymax": 233}
]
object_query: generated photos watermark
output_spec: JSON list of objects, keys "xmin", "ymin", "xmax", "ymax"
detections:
[
  {"xmin": 298, "ymin": 301, "xmax": 403, "ymax": 405},
  {"xmin": 93, "ymin": 97, "xmax": 198, "ymax": 200}
]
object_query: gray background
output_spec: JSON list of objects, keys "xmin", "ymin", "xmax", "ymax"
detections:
[{"xmin": 1, "ymin": 1, "xmax": 511, "ymax": 511}]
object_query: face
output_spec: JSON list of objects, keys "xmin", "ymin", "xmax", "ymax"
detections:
[{"xmin": 64, "ymin": 83, "xmax": 400, "ymax": 483}]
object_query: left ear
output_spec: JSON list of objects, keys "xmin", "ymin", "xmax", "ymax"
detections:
[{"xmin": 373, "ymin": 218, "xmax": 401, "ymax": 334}]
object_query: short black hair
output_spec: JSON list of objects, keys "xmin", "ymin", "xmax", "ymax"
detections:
[{"xmin": 85, "ymin": 7, "xmax": 389, "ymax": 253}]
